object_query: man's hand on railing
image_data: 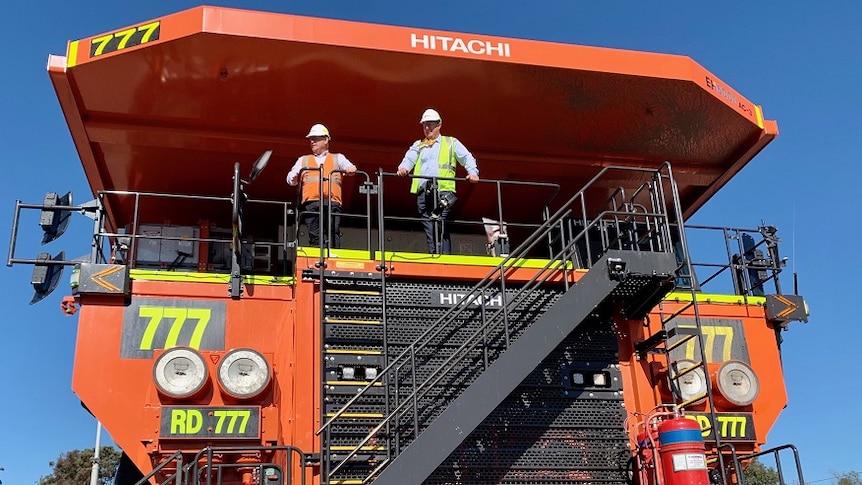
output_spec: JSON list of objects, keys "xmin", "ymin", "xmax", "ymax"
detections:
[
  {"xmin": 467, "ymin": 174, "xmax": 479, "ymax": 183},
  {"xmin": 396, "ymin": 167, "xmax": 408, "ymax": 176}
]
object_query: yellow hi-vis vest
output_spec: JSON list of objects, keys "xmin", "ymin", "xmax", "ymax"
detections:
[
  {"xmin": 410, "ymin": 136, "xmax": 456, "ymax": 194},
  {"xmin": 300, "ymin": 153, "xmax": 343, "ymax": 204}
]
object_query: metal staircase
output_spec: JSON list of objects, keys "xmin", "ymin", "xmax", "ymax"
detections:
[{"xmin": 317, "ymin": 164, "xmax": 688, "ymax": 485}]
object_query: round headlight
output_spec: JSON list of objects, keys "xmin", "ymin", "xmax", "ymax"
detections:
[
  {"xmin": 153, "ymin": 348, "xmax": 209, "ymax": 399},
  {"xmin": 218, "ymin": 348, "xmax": 271, "ymax": 399},
  {"xmin": 714, "ymin": 360, "xmax": 759, "ymax": 406},
  {"xmin": 670, "ymin": 359, "xmax": 707, "ymax": 404}
]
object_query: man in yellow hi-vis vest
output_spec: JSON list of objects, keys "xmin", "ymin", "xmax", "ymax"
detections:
[
  {"xmin": 397, "ymin": 109, "xmax": 479, "ymax": 254},
  {"xmin": 287, "ymin": 124, "xmax": 357, "ymax": 248}
]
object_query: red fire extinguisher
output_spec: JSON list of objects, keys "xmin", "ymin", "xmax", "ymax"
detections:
[{"xmin": 657, "ymin": 416, "xmax": 709, "ymax": 485}]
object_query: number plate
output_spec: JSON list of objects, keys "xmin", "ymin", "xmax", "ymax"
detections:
[{"xmin": 160, "ymin": 406, "xmax": 260, "ymax": 439}]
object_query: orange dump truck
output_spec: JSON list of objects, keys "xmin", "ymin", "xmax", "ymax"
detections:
[{"xmin": 9, "ymin": 6, "xmax": 809, "ymax": 485}]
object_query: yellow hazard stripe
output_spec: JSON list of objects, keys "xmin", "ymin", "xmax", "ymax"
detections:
[
  {"xmin": 67, "ymin": 40, "xmax": 80, "ymax": 68},
  {"xmin": 129, "ymin": 269, "xmax": 295, "ymax": 285},
  {"xmin": 330, "ymin": 480, "xmax": 363, "ymax": 485},
  {"xmin": 298, "ymin": 247, "xmax": 579, "ymax": 270},
  {"xmin": 326, "ymin": 349, "xmax": 383, "ymax": 355},
  {"xmin": 663, "ymin": 292, "xmax": 766, "ymax": 305},
  {"xmin": 754, "ymin": 105, "xmax": 765, "ymax": 129}
]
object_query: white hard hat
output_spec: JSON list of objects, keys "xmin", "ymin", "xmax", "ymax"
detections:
[
  {"xmin": 306, "ymin": 123, "xmax": 330, "ymax": 138},
  {"xmin": 419, "ymin": 108, "xmax": 442, "ymax": 123}
]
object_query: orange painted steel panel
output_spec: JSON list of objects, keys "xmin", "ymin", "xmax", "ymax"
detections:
[
  {"xmin": 620, "ymin": 301, "xmax": 786, "ymax": 454},
  {"xmin": 49, "ymin": 6, "xmax": 777, "ymax": 231},
  {"xmin": 71, "ymin": 280, "xmax": 311, "ymax": 477}
]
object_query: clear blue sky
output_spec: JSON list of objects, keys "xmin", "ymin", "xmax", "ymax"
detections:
[{"xmin": 1, "ymin": 1, "xmax": 859, "ymax": 484}]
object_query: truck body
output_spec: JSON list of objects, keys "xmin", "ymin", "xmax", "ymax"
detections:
[{"xmin": 10, "ymin": 6, "xmax": 809, "ymax": 485}]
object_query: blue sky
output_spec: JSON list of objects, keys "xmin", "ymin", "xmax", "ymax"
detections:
[{"xmin": 1, "ymin": 1, "xmax": 859, "ymax": 484}]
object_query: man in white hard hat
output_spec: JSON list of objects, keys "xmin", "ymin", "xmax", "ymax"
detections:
[
  {"xmin": 287, "ymin": 123, "xmax": 357, "ymax": 248},
  {"xmin": 397, "ymin": 108, "xmax": 479, "ymax": 254}
]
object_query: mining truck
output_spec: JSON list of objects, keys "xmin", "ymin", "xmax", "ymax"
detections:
[{"xmin": 8, "ymin": 6, "xmax": 809, "ymax": 485}]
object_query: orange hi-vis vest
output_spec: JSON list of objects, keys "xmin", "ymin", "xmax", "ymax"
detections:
[{"xmin": 300, "ymin": 153, "xmax": 344, "ymax": 204}]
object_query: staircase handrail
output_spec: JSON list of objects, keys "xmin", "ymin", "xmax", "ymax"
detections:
[{"xmin": 319, "ymin": 163, "xmax": 683, "ymax": 479}]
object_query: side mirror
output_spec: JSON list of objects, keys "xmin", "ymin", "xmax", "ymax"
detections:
[
  {"xmin": 248, "ymin": 150, "xmax": 272, "ymax": 183},
  {"xmin": 40, "ymin": 191, "xmax": 73, "ymax": 244},
  {"xmin": 31, "ymin": 251, "xmax": 65, "ymax": 304}
]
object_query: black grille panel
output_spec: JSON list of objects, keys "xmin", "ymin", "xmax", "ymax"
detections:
[{"xmin": 322, "ymin": 276, "xmax": 630, "ymax": 485}]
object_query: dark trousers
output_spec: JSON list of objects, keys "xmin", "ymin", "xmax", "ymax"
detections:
[
  {"xmin": 417, "ymin": 191, "xmax": 452, "ymax": 254},
  {"xmin": 302, "ymin": 200, "xmax": 342, "ymax": 248}
]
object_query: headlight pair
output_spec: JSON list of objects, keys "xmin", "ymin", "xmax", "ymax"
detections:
[
  {"xmin": 670, "ymin": 359, "xmax": 759, "ymax": 407},
  {"xmin": 153, "ymin": 348, "xmax": 271, "ymax": 400}
]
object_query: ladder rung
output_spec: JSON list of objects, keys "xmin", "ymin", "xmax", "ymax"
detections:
[
  {"xmin": 666, "ymin": 333, "xmax": 697, "ymax": 352},
  {"xmin": 677, "ymin": 393, "xmax": 708, "ymax": 408},
  {"xmin": 329, "ymin": 445, "xmax": 387, "ymax": 451},
  {"xmin": 671, "ymin": 361, "xmax": 705, "ymax": 380},
  {"xmin": 672, "ymin": 325, "xmax": 700, "ymax": 335}
]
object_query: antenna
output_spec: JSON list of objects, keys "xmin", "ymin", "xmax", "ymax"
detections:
[{"xmin": 793, "ymin": 202, "xmax": 798, "ymax": 295}]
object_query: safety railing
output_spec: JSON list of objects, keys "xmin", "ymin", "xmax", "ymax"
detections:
[
  {"xmin": 66, "ymin": 190, "xmax": 296, "ymax": 276},
  {"xmin": 707, "ymin": 443, "xmax": 806, "ymax": 485},
  {"xmin": 317, "ymin": 163, "xmax": 684, "ymax": 481},
  {"xmin": 183, "ymin": 445, "xmax": 312, "ymax": 485},
  {"xmin": 683, "ymin": 223, "xmax": 788, "ymax": 297},
  {"xmin": 133, "ymin": 445, "xmax": 312, "ymax": 485},
  {"xmin": 738, "ymin": 444, "xmax": 806, "ymax": 485},
  {"xmin": 293, "ymin": 167, "xmax": 376, "ymax": 259},
  {"xmin": 373, "ymin": 171, "xmax": 561, "ymax": 258}
]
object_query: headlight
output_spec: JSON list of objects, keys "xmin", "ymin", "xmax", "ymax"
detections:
[
  {"xmin": 364, "ymin": 367, "xmax": 378, "ymax": 381},
  {"xmin": 218, "ymin": 348, "xmax": 271, "ymax": 399},
  {"xmin": 714, "ymin": 360, "xmax": 759, "ymax": 406},
  {"xmin": 153, "ymin": 348, "xmax": 209, "ymax": 399},
  {"xmin": 670, "ymin": 359, "xmax": 707, "ymax": 404},
  {"xmin": 341, "ymin": 366, "xmax": 356, "ymax": 380}
]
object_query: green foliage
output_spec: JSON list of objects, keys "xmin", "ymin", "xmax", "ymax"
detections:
[
  {"xmin": 835, "ymin": 471, "xmax": 862, "ymax": 485},
  {"xmin": 37, "ymin": 447, "xmax": 121, "ymax": 485},
  {"xmin": 743, "ymin": 458, "xmax": 780, "ymax": 485}
]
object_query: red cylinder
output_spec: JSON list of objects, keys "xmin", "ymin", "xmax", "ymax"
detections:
[{"xmin": 657, "ymin": 417, "xmax": 709, "ymax": 485}]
